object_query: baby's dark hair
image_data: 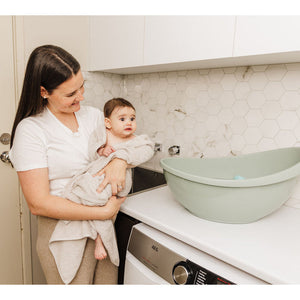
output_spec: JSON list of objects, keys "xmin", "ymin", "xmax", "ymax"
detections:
[{"xmin": 104, "ymin": 98, "xmax": 135, "ymax": 118}]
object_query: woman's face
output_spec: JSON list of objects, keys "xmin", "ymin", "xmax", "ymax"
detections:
[{"xmin": 41, "ymin": 70, "xmax": 85, "ymax": 115}]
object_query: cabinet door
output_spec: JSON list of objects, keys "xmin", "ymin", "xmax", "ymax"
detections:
[
  {"xmin": 144, "ymin": 16, "xmax": 236, "ymax": 65},
  {"xmin": 234, "ymin": 16, "xmax": 300, "ymax": 56},
  {"xmin": 89, "ymin": 16, "xmax": 144, "ymax": 71}
]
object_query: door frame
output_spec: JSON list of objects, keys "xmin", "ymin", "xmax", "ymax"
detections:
[{"xmin": 12, "ymin": 16, "xmax": 32, "ymax": 284}]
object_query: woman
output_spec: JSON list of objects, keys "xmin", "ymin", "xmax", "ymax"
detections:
[{"xmin": 9, "ymin": 45, "xmax": 129, "ymax": 284}]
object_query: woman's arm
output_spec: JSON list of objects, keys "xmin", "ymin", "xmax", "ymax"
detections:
[
  {"xmin": 94, "ymin": 136, "xmax": 154, "ymax": 195},
  {"xmin": 18, "ymin": 168, "xmax": 125, "ymax": 220},
  {"xmin": 94, "ymin": 135, "xmax": 154, "ymax": 194}
]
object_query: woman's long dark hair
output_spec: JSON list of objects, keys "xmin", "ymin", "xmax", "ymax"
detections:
[{"xmin": 10, "ymin": 45, "xmax": 80, "ymax": 148}]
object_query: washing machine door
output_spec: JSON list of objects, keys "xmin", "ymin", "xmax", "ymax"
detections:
[{"xmin": 124, "ymin": 252, "xmax": 169, "ymax": 284}]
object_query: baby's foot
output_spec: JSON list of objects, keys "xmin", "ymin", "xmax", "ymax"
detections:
[{"xmin": 94, "ymin": 237, "xmax": 107, "ymax": 260}]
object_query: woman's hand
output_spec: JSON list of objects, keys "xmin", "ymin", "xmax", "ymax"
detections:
[
  {"xmin": 104, "ymin": 195, "xmax": 126, "ymax": 219},
  {"xmin": 93, "ymin": 158, "xmax": 127, "ymax": 195}
]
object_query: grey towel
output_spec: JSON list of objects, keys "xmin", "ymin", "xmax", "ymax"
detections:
[{"xmin": 49, "ymin": 132, "xmax": 154, "ymax": 284}]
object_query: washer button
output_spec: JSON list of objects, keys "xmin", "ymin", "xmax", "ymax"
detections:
[{"xmin": 172, "ymin": 262, "xmax": 192, "ymax": 285}]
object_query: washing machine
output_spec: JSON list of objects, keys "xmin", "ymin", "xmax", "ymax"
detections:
[{"xmin": 124, "ymin": 223, "xmax": 267, "ymax": 285}]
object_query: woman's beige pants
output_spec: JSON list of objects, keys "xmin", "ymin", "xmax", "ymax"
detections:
[{"xmin": 36, "ymin": 216, "xmax": 118, "ymax": 284}]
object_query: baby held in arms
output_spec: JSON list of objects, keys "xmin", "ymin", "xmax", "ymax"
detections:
[
  {"xmin": 49, "ymin": 97, "xmax": 154, "ymax": 283},
  {"xmin": 95, "ymin": 98, "xmax": 141, "ymax": 260}
]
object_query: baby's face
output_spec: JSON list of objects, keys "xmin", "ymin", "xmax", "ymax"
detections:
[{"xmin": 107, "ymin": 106, "xmax": 137, "ymax": 138}]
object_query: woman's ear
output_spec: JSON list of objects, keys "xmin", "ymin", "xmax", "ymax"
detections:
[
  {"xmin": 104, "ymin": 117, "xmax": 111, "ymax": 129},
  {"xmin": 40, "ymin": 86, "xmax": 49, "ymax": 99}
]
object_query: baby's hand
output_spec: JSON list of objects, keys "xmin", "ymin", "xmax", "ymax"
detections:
[{"xmin": 100, "ymin": 145, "xmax": 115, "ymax": 157}]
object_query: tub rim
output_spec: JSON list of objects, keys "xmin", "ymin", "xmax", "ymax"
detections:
[{"xmin": 160, "ymin": 147, "xmax": 300, "ymax": 188}]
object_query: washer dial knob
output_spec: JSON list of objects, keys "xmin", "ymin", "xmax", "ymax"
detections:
[{"xmin": 172, "ymin": 261, "xmax": 193, "ymax": 285}]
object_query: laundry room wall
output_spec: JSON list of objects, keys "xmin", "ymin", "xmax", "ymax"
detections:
[{"xmin": 83, "ymin": 63, "xmax": 300, "ymax": 208}]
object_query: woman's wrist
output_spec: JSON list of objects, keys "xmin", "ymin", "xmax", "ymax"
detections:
[
  {"xmin": 99, "ymin": 200, "xmax": 119, "ymax": 220},
  {"xmin": 112, "ymin": 157, "xmax": 127, "ymax": 165},
  {"xmin": 96, "ymin": 206, "xmax": 107, "ymax": 220}
]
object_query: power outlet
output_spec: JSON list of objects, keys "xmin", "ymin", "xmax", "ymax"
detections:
[
  {"xmin": 168, "ymin": 145, "xmax": 180, "ymax": 156},
  {"xmin": 154, "ymin": 143, "xmax": 162, "ymax": 152}
]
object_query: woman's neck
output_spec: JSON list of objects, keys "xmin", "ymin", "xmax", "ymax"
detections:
[{"xmin": 48, "ymin": 107, "xmax": 79, "ymax": 133}]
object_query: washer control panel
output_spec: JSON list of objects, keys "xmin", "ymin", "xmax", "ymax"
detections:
[
  {"xmin": 173, "ymin": 260, "xmax": 233, "ymax": 285},
  {"xmin": 127, "ymin": 226, "xmax": 234, "ymax": 285}
]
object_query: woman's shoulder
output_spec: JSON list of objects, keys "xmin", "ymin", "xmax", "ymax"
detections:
[
  {"xmin": 17, "ymin": 110, "xmax": 48, "ymax": 131},
  {"xmin": 15, "ymin": 118, "xmax": 47, "ymax": 146}
]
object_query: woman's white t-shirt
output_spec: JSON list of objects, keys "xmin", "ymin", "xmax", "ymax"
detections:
[{"xmin": 9, "ymin": 106, "xmax": 104, "ymax": 197}]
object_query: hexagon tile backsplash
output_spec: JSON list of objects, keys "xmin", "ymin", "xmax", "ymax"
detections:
[{"xmin": 83, "ymin": 63, "xmax": 300, "ymax": 209}]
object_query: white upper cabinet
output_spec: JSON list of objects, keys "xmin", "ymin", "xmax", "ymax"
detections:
[
  {"xmin": 90, "ymin": 16, "xmax": 300, "ymax": 73},
  {"xmin": 144, "ymin": 16, "xmax": 236, "ymax": 65},
  {"xmin": 89, "ymin": 16, "xmax": 144, "ymax": 71},
  {"xmin": 88, "ymin": 16, "xmax": 236, "ymax": 73},
  {"xmin": 22, "ymin": 16, "xmax": 300, "ymax": 74},
  {"xmin": 234, "ymin": 16, "xmax": 300, "ymax": 56}
]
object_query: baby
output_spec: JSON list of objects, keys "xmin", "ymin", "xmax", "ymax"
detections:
[
  {"xmin": 94, "ymin": 97, "xmax": 137, "ymax": 260},
  {"xmin": 50, "ymin": 97, "xmax": 154, "ymax": 284}
]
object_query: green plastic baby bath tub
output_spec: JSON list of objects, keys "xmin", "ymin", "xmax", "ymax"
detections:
[{"xmin": 160, "ymin": 147, "xmax": 300, "ymax": 224}]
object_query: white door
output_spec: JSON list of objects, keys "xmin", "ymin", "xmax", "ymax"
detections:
[{"xmin": 0, "ymin": 16, "xmax": 23, "ymax": 284}]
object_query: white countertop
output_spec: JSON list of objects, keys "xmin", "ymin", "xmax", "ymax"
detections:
[{"xmin": 121, "ymin": 185, "xmax": 300, "ymax": 284}]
